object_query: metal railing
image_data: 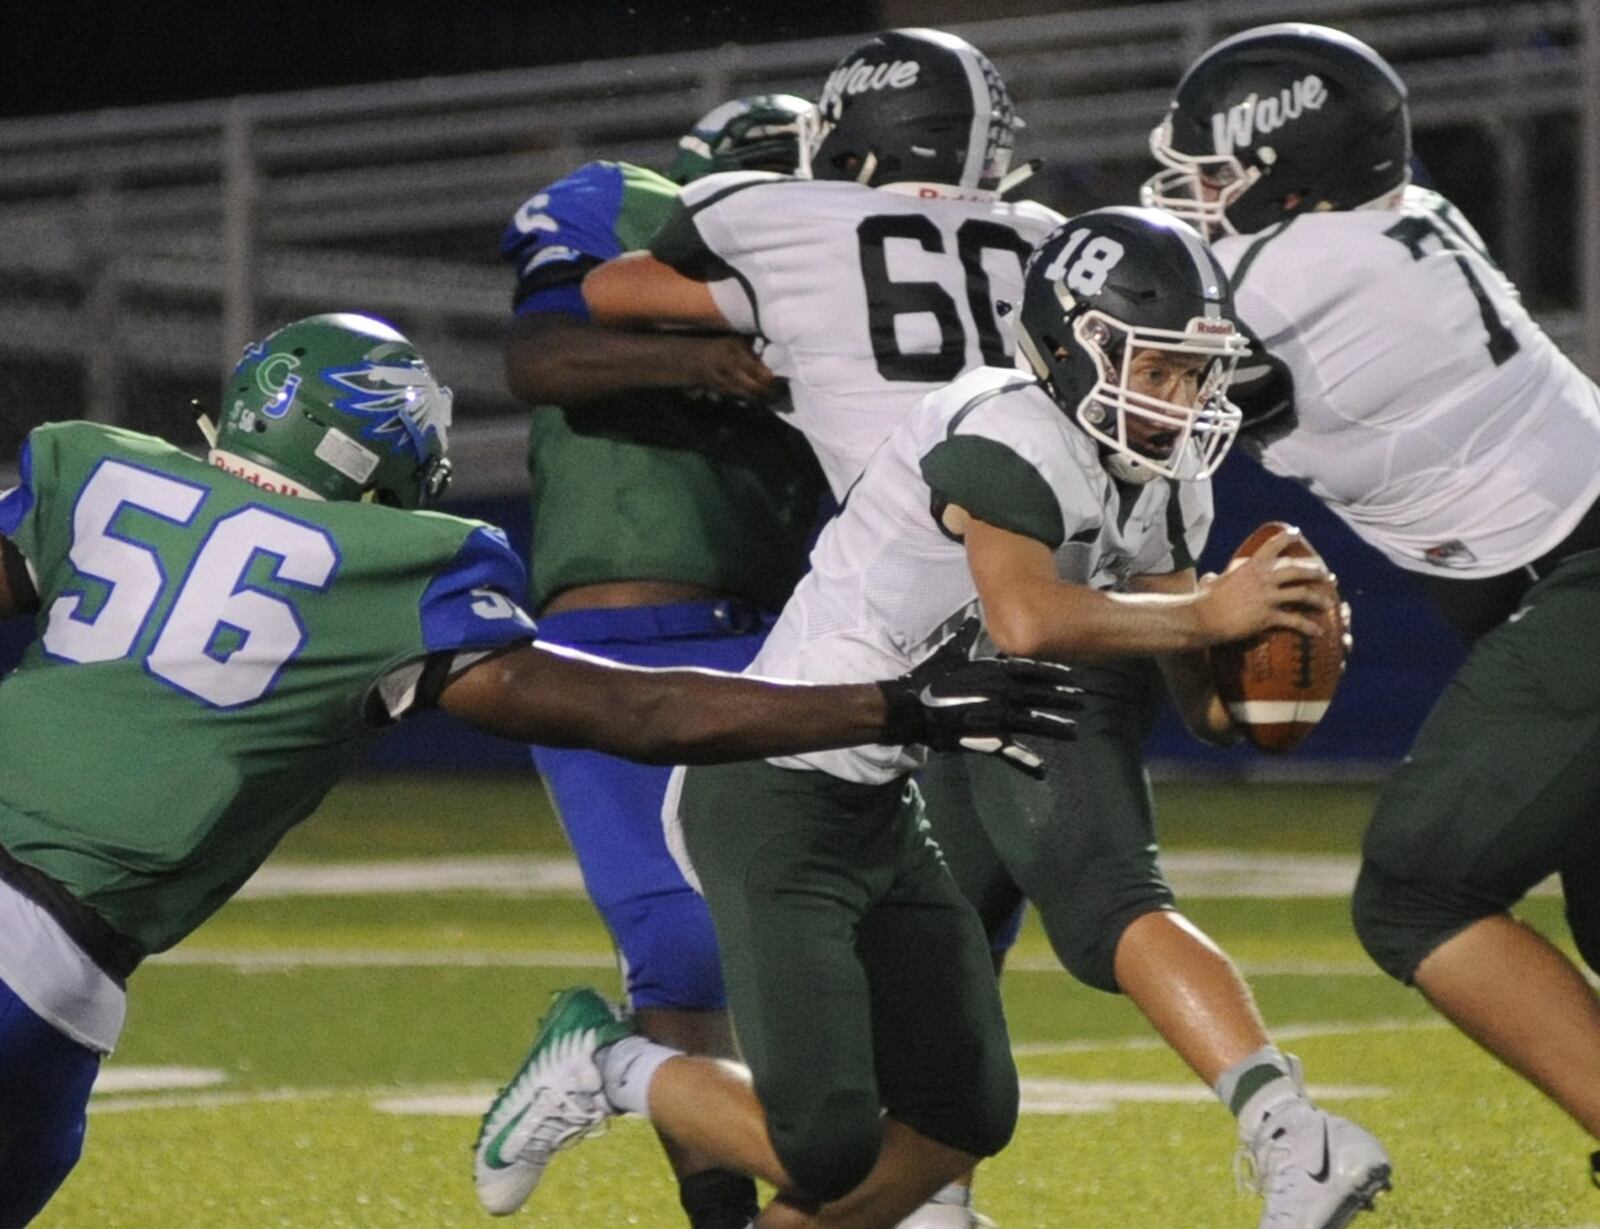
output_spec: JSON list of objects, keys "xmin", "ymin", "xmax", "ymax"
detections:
[{"xmin": 0, "ymin": 0, "xmax": 1593, "ymax": 494}]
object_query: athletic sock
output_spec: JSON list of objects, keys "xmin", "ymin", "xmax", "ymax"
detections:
[
  {"xmin": 1215, "ymin": 1045, "xmax": 1302, "ymax": 1140},
  {"xmin": 927, "ymin": 1182, "xmax": 973, "ymax": 1207},
  {"xmin": 679, "ymin": 1168, "xmax": 760, "ymax": 1229},
  {"xmin": 597, "ymin": 1034, "xmax": 678, "ymax": 1118}
]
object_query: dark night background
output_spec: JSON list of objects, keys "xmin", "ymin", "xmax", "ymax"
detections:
[{"xmin": 0, "ymin": 2, "xmax": 869, "ymax": 119}]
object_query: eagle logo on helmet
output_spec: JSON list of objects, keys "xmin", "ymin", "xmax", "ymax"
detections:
[{"xmin": 325, "ymin": 355, "xmax": 452, "ymax": 463}]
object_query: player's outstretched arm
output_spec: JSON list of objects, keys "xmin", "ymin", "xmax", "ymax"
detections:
[
  {"xmin": 436, "ymin": 635, "xmax": 1078, "ymax": 770},
  {"xmin": 582, "ymin": 252, "xmax": 730, "ymax": 330},
  {"xmin": 967, "ymin": 516, "xmax": 1333, "ymax": 661},
  {"xmin": 505, "ymin": 313, "xmax": 775, "ymax": 406},
  {"xmin": 0, "ymin": 534, "xmax": 38, "ymax": 620}
]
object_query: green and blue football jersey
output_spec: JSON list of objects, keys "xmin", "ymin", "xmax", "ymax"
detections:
[
  {"xmin": 500, "ymin": 160, "xmax": 825, "ymax": 612},
  {"xmin": 0, "ymin": 421, "xmax": 536, "ymax": 959}
]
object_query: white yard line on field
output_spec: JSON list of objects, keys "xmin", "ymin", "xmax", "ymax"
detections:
[
  {"xmin": 149, "ymin": 947, "xmax": 617, "ymax": 970},
  {"xmin": 90, "ymin": 1075, "xmax": 1391, "ymax": 1118},
  {"xmin": 237, "ymin": 851, "xmax": 1562, "ymax": 901},
  {"xmin": 146, "ymin": 946, "xmax": 1382, "ymax": 979},
  {"xmin": 93, "ymin": 1017, "xmax": 1428, "ymax": 1109},
  {"xmin": 1010, "ymin": 1016, "xmax": 1447, "ymax": 1057},
  {"xmin": 237, "ymin": 856, "xmax": 585, "ymax": 897}
]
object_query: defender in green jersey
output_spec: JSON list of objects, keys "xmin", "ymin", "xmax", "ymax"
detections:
[
  {"xmin": 0, "ymin": 313, "xmax": 1079, "ymax": 1229},
  {"xmin": 496, "ymin": 96, "xmax": 829, "ymax": 1229}
]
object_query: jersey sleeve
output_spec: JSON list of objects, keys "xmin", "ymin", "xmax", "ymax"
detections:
[
  {"xmin": 649, "ymin": 172, "xmax": 792, "ymax": 336},
  {"xmin": 0, "ymin": 434, "xmax": 40, "ymax": 604},
  {"xmin": 416, "ymin": 525, "xmax": 538, "ymax": 656},
  {"xmin": 501, "ymin": 162, "xmax": 677, "ymax": 320},
  {"xmin": 0, "ymin": 434, "xmax": 37, "ymax": 542},
  {"xmin": 918, "ymin": 383, "xmax": 1072, "ymax": 549}
]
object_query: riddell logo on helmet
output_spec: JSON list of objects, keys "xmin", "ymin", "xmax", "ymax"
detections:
[
  {"xmin": 1188, "ymin": 318, "xmax": 1237, "ymax": 335},
  {"xmin": 210, "ymin": 453, "xmax": 307, "ymax": 499},
  {"xmin": 1210, "ymin": 74, "xmax": 1329, "ymax": 153},
  {"xmin": 823, "ymin": 58, "xmax": 921, "ymax": 106}
]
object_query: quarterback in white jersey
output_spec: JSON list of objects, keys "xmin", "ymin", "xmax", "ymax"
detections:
[
  {"xmin": 666, "ymin": 208, "xmax": 1384, "ymax": 1229},
  {"xmin": 754, "ymin": 359, "xmax": 1211, "ymax": 786},
  {"xmin": 584, "ymin": 27, "xmax": 1063, "ymax": 497},
  {"xmin": 1147, "ymin": 21, "xmax": 1600, "ymax": 1178}
]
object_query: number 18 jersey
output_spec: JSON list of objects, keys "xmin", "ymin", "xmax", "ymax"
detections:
[
  {"xmin": 651, "ymin": 173, "xmax": 1063, "ymax": 496},
  {"xmin": 0, "ymin": 422, "xmax": 537, "ymax": 959}
]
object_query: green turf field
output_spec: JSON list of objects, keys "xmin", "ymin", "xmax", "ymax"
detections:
[{"xmin": 39, "ymin": 775, "xmax": 1598, "ymax": 1229}]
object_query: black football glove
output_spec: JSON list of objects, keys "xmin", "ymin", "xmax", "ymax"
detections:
[{"xmin": 877, "ymin": 618, "xmax": 1080, "ymax": 779}]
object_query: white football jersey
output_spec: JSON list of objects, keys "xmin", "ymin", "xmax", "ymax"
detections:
[
  {"xmin": 751, "ymin": 366, "xmax": 1212, "ymax": 784},
  {"xmin": 654, "ymin": 173, "xmax": 1065, "ymax": 496},
  {"xmin": 1216, "ymin": 186, "xmax": 1600, "ymax": 577}
]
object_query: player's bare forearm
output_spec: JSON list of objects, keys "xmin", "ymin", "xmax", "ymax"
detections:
[
  {"xmin": 0, "ymin": 533, "xmax": 38, "ymax": 619},
  {"xmin": 440, "ymin": 643, "xmax": 887, "ymax": 763},
  {"xmin": 505, "ymin": 315, "xmax": 768, "ymax": 405},
  {"xmin": 583, "ymin": 253, "xmax": 730, "ymax": 329},
  {"xmin": 986, "ymin": 577, "xmax": 1222, "ymax": 660},
  {"xmin": 968, "ymin": 516, "xmax": 1329, "ymax": 660}
]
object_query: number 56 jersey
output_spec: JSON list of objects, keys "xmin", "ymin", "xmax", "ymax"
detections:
[
  {"xmin": 650, "ymin": 173, "xmax": 1063, "ymax": 496},
  {"xmin": 0, "ymin": 422, "xmax": 537, "ymax": 960}
]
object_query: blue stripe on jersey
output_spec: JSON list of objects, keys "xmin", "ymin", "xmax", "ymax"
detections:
[
  {"xmin": 0, "ymin": 439, "xmax": 36, "ymax": 536},
  {"xmin": 418, "ymin": 525, "xmax": 537, "ymax": 655},
  {"xmin": 512, "ymin": 281, "xmax": 590, "ymax": 321},
  {"xmin": 501, "ymin": 161, "xmax": 628, "ymax": 321}
]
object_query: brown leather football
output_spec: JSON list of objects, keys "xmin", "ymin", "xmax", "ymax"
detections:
[{"xmin": 1210, "ymin": 521, "xmax": 1346, "ymax": 754}]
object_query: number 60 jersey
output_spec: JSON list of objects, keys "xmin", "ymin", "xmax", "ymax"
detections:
[
  {"xmin": 650, "ymin": 172, "xmax": 1064, "ymax": 497},
  {"xmin": 0, "ymin": 421, "xmax": 537, "ymax": 962},
  {"xmin": 1218, "ymin": 186, "xmax": 1600, "ymax": 579}
]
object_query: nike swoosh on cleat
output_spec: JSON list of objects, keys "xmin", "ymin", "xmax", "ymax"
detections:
[
  {"xmin": 1308, "ymin": 1120, "xmax": 1332, "ymax": 1184},
  {"xmin": 482, "ymin": 1105, "xmax": 531, "ymax": 1170}
]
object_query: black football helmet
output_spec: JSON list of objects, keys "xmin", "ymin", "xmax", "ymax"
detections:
[
  {"xmin": 1142, "ymin": 23, "xmax": 1410, "ymax": 237},
  {"xmin": 666, "ymin": 94, "xmax": 817, "ymax": 185},
  {"xmin": 807, "ymin": 28, "xmax": 1021, "ymax": 191},
  {"xmin": 1015, "ymin": 207, "xmax": 1248, "ymax": 483}
]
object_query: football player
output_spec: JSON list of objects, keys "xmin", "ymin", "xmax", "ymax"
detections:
[
  {"xmin": 1144, "ymin": 21, "xmax": 1600, "ymax": 1187},
  {"xmin": 0, "ymin": 313, "xmax": 1082, "ymax": 1229},
  {"xmin": 566, "ymin": 30, "xmax": 1061, "ymax": 1225},
  {"xmin": 580, "ymin": 27, "xmax": 1065, "ymax": 499},
  {"xmin": 493, "ymin": 95, "xmax": 828, "ymax": 1229},
  {"xmin": 471, "ymin": 209, "xmax": 1368, "ymax": 1229}
]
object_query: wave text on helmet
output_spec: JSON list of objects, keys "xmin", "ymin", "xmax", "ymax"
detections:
[{"xmin": 1210, "ymin": 75, "xmax": 1329, "ymax": 154}]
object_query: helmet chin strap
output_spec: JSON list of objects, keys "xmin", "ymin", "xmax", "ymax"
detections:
[{"xmin": 995, "ymin": 158, "xmax": 1042, "ymax": 197}]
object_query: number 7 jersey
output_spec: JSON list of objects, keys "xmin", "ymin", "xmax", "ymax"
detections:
[
  {"xmin": 0, "ymin": 422, "xmax": 537, "ymax": 960},
  {"xmin": 1217, "ymin": 186, "xmax": 1600, "ymax": 577},
  {"xmin": 650, "ymin": 173, "xmax": 1063, "ymax": 496}
]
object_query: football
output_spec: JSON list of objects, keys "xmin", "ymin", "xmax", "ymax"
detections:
[{"xmin": 1210, "ymin": 521, "xmax": 1346, "ymax": 754}]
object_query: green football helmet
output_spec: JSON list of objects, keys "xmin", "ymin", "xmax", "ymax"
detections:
[
  {"xmin": 212, "ymin": 313, "xmax": 453, "ymax": 508},
  {"xmin": 666, "ymin": 93, "xmax": 817, "ymax": 184}
]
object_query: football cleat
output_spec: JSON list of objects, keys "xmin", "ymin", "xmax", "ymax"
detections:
[
  {"xmin": 473, "ymin": 987, "xmax": 636, "ymax": 1216},
  {"xmin": 1238, "ymin": 1093, "xmax": 1392, "ymax": 1229}
]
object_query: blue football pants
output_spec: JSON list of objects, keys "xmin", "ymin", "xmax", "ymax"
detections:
[
  {"xmin": 529, "ymin": 600, "xmax": 775, "ymax": 1011},
  {"xmin": 0, "ymin": 975, "xmax": 101, "ymax": 1229}
]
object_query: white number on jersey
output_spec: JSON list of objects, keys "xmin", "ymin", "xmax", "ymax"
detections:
[{"xmin": 44, "ymin": 462, "xmax": 340, "ymax": 707}]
